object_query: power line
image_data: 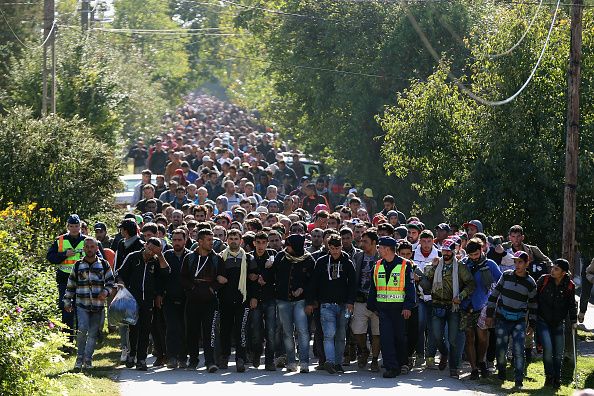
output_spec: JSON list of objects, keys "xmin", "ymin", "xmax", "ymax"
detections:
[
  {"xmin": 402, "ymin": 0, "xmax": 562, "ymax": 105},
  {"xmin": 88, "ymin": 27, "xmax": 247, "ymax": 36},
  {"xmin": 0, "ymin": 6, "xmax": 56, "ymax": 49}
]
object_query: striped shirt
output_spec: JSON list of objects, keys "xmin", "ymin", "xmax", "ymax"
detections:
[
  {"xmin": 63, "ymin": 258, "xmax": 115, "ymax": 312},
  {"xmin": 486, "ymin": 269, "xmax": 536, "ymax": 322}
]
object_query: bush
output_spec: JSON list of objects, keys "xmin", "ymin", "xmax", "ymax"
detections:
[
  {"xmin": 0, "ymin": 203, "xmax": 67, "ymax": 396},
  {"xmin": 0, "ymin": 108, "xmax": 122, "ymax": 223}
]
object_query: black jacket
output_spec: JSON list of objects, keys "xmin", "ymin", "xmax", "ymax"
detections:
[
  {"xmin": 307, "ymin": 252, "xmax": 357, "ymax": 306},
  {"xmin": 273, "ymin": 250, "xmax": 315, "ymax": 302},
  {"xmin": 114, "ymin": 235, "xmax": 144, "ymax": 273},
  {"xmin": 117, "ymin": 249, "xmax": 170, "ymax": 303},
  {"xmin": 216, "ymin": 251, "xmax": 258, "ymax": 305},
  {"xmin": 162, "ymin": 248, "xmax": 190, "ymax": 303},
  {"xmin": 252, "ymin": 249, "xmax": 277, "ymax": 302},
  {"xmin": 180, "ymin": 251, "xmax": 221, "ymax": 304},
  {"xmin": 536, "ymin": 274, "xmax": 577, "ymax": 327}
]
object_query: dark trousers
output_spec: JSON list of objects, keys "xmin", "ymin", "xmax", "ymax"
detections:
[
  {"xmin": 56, "ymin": 270, "xmax": 75, "ymax": 340},
  {"xmin": 129, "ymin": 301, "xmax": 153, "ymax": 361},
  {"xmin": 406, "ymin": 306, "xmax": 419, "ymax": 358},
  {"xmin": 163, "ymin": 300, "xmax": 186, "ymax": 361},
  {"xmin": 186, "ymin": 299, "xmax": 217, "ymax": 366},
  {"xmin": 378, "ymin": 306, "xmax": 408, "ymax": 370},
  {"xmin": 313, "ymin": 307, "xmax": 326, "ymax": 364},
  {"xmin": 151, "ymin": 306, "xmax": 167, "ymax": 359},
  {"xmin": 249, "ymin": 300, "xmax": 277, "ymax": 365},
  {"xmin": 219, "ymin": 302, "xmax": 249, "ymax": 362}
]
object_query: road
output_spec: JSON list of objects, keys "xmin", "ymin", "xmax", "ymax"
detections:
[{"xmin": 118, "ymin": 301, "xmax": 594, "ymax": 395}]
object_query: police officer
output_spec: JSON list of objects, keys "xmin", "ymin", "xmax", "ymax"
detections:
[
  {"xmin": 46, "ymin": 214, "xmax": 87, "ymax": 345},
  {"xmin": 367, "ymin": 237, "xmax": 416, "ymax": 378}
]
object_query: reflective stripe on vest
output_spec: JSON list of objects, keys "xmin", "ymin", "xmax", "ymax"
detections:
[
  {"xmin": 373, "ymin": 258, "xmax": 407, "ymax": 303},
  {"xmin": 57, "ymin": 235, "xmax": 85, "ymax": 273}
]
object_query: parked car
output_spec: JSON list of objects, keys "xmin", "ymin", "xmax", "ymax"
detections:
[
  {"xmin": 275, "ymin": 152, "xmax": 325, "ymax": 178},
  {"xmin": 115, "ymin": 174, "xmax": 155, "ymax": 208}
]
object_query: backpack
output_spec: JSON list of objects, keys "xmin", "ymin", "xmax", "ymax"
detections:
[
  {"xmin": 74, "ymin": 257, "xmax": 111, "ymax": 282},
  {"xmin": 538, "ymin": 274, "xmax": 574, "ymax": 294}
]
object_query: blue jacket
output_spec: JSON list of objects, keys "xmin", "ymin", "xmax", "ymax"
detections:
[
  {"xmin": 461, "ymin": 255, "xmax": 502, "ymax": 311},
  {"xmin": 367, "ymin": 257, "xmax": 416, "ymax": 312}
]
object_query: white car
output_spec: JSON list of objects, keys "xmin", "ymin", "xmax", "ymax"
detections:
[{"xmin": 115, "ymin": 174, "xmax": 156, "ymax": 208}]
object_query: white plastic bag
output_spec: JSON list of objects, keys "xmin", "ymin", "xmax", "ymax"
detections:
[{"xmin": 108, "ymin": 285, "xmax": 139, "ymax": 325}]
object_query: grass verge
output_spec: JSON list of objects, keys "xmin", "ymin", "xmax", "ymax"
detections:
[
  {"xmin": 46, "ymin": 331, "xmax": 121, "ymax": 396},
  {"xmin": 478, "ymin": 355, "xmax": 594, "ymax": 395}
]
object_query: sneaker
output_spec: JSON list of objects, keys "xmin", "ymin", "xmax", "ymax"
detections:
[
  {"xmin": 400, "ymin": 365, "xmax": 410, "ymax": 375},
  {"xmin": 120, "ymin": 349, "xmax": 129, "ymax": 363},
  {"xmin": 125, "ymin": 356, "xmax": 135, "ymax": 368},
  {"xmin": 236, "ymin": 358, "xmax": 246, "ymax": 373},
  {"xmin": 84, "ymin": 360, "xmax": 93, "ymax": 370},
  {"xmin": 178, "ymin": 359, "xmax": 188, "ymax": 369},
  {"xmin": 469, "ymin": 369, "xmax": 480, "ymax": 380},
  {"xmin": 478, "ymin": 361, "xmax": 489, "ymax": 378},
  {"xmin": 187, "ymin": 360, "xmax": 198, "ymax": 370},
  {"xmin": 335, "ymin": 364, "xmax": 345, "ymax": 373},
  {"xmin": 514, "ymin": 380, "xmax": 524, "ymax": 389},
  {"xmin": 382, "ymin": 369, "xmax": 398, "ymax": 378},
  {"xmin": 167, "ymin": 358, "xmax": 178, "ymax": 369},
  {"xmin": 497, "ymin": 370, "xmax": 506, "ymax": 381},
  {"xmin": 438, "ymin": 355, "xmax": 448, "ymax": 371},
  {"xmin": 450, "ymin": 369, "xmax": 459, "ymax": 379},
  {"xmin": 324, "ymin": 361, "xmax": 337, "ymax": 374},
  {"xmin": 136, "ymin": 360, "xmax": 148, "ymax": 371},
  {"xmin": 414, "ymin": 356, "xmax": 425, "ymax": 368},
  {"xmin": 208, "ymin": 364, "xmax": 218, "ymax": 373},
  {"xmin": 342, "ymin": 355, "xmax": 351, "ymax": 366},
  {"xmin": 275, "ymin": 356, "xmax": 286, "ymax": 368},
  {"xmin": 299, "ymin": 363, "xmax": 309, "ymax": 373},
  {"xmin": 252, "ymin": 353, "xmax": 261, "ymax": 368},
  {"xmin": 426, "ymin": 357, "xmax": 437, "ymax": 370},
  {"xmin": 315, "ymin": 363, "xmax": 326, "ymax": 371},
  {"xmin": 265, "ymin": 363, "xmax": 276, "ymax": 371},
  {"xmin": 286, "ymin": 362, "xmax": 298, "ymax": 372},
  {"xmin": 357, "ymin": 353, "xmax": 369, "ymax": 369},
  {"xmin": 74, "ymin": 357, "xmax": 83, "ymax": 372},
  {"xmin": 370, "ymin": 358, "xmax": 380, "ymax": 373},
  {"xmin": 219, "ymin": 357, "xmax": 229, "ymax": 369},
  {"xmin": 153, "ymin": 357, "xmax": 166, "ymax": 367}
]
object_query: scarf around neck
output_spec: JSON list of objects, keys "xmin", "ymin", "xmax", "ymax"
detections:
[
  {"xmin": 221, "ymin": 247, "xmax": 248, "ymax": 303},
  {"xmin": 433, "ymin": 256, "xmax": 460, "ymax": 312}
]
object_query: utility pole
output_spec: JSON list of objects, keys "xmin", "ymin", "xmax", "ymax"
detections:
[
  {"xmin": 81, "ymin": 0, "xmax": 89, "ymax": 31},
  {"xmin": 562, "ymin": 0, "xmax": 583, "ymax": 274},
  {"xmin": 42, "ymin": 0, "xmax": 55, "ymax": 116},
  {"xmin": 562, "ymin": 0, "xmax": 583, "ymax": 369}
]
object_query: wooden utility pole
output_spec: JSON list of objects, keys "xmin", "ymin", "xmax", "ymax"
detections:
[
  {"xmin": 562, "ymin": 0, "xmax": 583, "ymax": 275},
  {"xmin": 42, "ymin": 0, "xmax": 55, "ymax": 116},
  {"xmin": 81, "ymin": 0, "xmax": 89, "ymax": 31}
]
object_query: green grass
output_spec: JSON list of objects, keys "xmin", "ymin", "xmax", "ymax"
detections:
[
  {"xmin": 46, "ymin": 330, "xmax": 121, "ymax": 396},
  {"xmin": 479, "ymin": 355, "xmax": 594, "ymax": 395}
]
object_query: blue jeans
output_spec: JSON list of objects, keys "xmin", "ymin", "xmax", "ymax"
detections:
[
  {"xmin": 495, "ymin": 319, "xmax": 526, "ymax": 382},
  {"xmin": 537, "ymin": 319, "xmax": 564, "ymax": 380},
  {"xmin": 418, "ymin": 300, "xmax": 437, "ymax": 359},
  {"xmin": 320, "ymin": 303, "xmax": 348, "ymax": 364},
  {"xmin": 76, "ymin": 307, "xmax": 104, "ymax": 362},
  {"xmin": 431, "ymin": 307, "xmax": 460, "ymax": 369},
  {"xmin": 276, "ymin": 299, "xmax": 309, "ymax": 364},
  {"xmin": 250, "ymin": 300, "xmax": 278, "ymax": 365}
]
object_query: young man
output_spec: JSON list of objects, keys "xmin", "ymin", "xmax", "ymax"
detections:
[
  {"xmin": 460, "ymin": 238, "xmax": 502, "ymax": 380},
  {"xmin": 180, "ymin": 229, "xmax": 221, "ymax": 372},
  {"xmin": 63, "ymin": 237, "xmax": 115, "ymax": 371},
  {"xmin": 307, "ymin": 234, "xmax": 357, "ymax": 374},
  {"xmin": 486, "ymin": 251, "xmax": 537, "ymax": 389},
  {"xmin": 536, "ymin": 258, "xmax": 577, "ymax": 388},
  {"xmin": 367, "ymin": 237, "xmax": 416, "ymax": 378},
  {"xmin": 216, "ymin": 229, "xmax": 258, "ymax": 372},
  {"xmin": 117, "ymin": 237, "xmax": 171, "ymax": 370},
  {"xmin": 425, "ymin": 239, "xmax": 475, "ymax": 379},
  {"xmin": 351, "ymin": 229, "xmax": 381, "ymax": 371},
  {"xmin": 250, "ymin": 231, "xmax": 278, "ymax": 371}
]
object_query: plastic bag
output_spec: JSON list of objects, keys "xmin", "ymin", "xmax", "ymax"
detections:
[{"xmin": 108, "ymin": 285, "xmax": 139, "ymax": 325}]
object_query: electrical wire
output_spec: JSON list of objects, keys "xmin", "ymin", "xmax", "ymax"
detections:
[
  {"xmin": 401, "ymin": 0, "xmax": 562, "ymax": 105},
  {"xmin": 88, "ymin": 27, "xmax": 247, "ymax": 36},
  {"xmin": 0, "ymin": 6, "xmax": 56, "ymax": 49}
]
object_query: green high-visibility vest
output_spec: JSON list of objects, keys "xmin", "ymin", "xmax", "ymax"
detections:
[{"xmin": 57, "ymin": 235, "xmax": 85, "ymax": 273}]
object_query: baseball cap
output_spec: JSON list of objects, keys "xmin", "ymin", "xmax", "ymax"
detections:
[
  {"xmin": 463, "ymin": 220, "xmax": 484, "ymax": 233},
  {"xmin": 435, "ymin": 223, "xmax": 451, "ymax": 232},
  {"xmin": 314, "ymin": 204, "xmax": 329, "ymax": 214},
  {"xmin": 94, "ymin": 222, "xmax": 107, "ymax": 232},
  {"xmin": 405, "ymin": 221, "xmax": 422, "ymax": 231},
  {"xmin": 363, "ymin": 188, "xmax": 373, "ymax": 198},
  {"xmin": 378, "ymin": 236, "xmax": 397, "ymax": 247},
  {"xmin": 441, "ymin": 239, "xmax": 456, "ymax": 251},
  {"xmin": 512, "ymin": 251, "xmax": 529, "ymax": 261},
  {"xmin": 67, "ymin": 214, "xmax": 81, "ymax": 224},
  {"xmin": 202, "ymin": 155, "xmax": 212, "ymax": 162},
  {"xmin": 256, "ymin": 206, "xmax": 269, "ymax": 214},
  {"xmin": 348, "ymin": 188, "xmax": 358, "ymax": 195}
]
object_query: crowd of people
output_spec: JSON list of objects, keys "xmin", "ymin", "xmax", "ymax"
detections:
[{"xmin": 47, "ymin": 94, "xmax": 591, "ymax": 391}]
